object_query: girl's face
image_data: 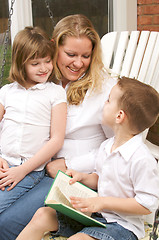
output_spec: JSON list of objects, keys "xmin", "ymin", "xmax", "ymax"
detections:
[
  {"xmin": 57, "ymin": 36, "xmax": 93, "ymax": 88},
  {"xmin": 24, "ymin": 56, "xmax": 53, "ymax": 89}
]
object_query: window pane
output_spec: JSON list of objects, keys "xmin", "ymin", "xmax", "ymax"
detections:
[{"xmin": 32, "ymin": 0, "xmax": 108, "ymax": 38}]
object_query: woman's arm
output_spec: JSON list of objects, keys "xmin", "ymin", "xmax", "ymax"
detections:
[{"xmin": 0, "ymin": 102, "xmax": 67, "ymax": 190}]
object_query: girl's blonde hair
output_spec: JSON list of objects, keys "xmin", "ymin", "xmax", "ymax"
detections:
[
  {"xmin": 52, "ymin": 14, "xmax": 106, "ymax": 105},
  {"xmin": 9, "ymin": 26, "xmax": 55, "ymax": 87}
]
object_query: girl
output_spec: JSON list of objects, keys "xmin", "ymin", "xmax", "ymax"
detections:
[{"xmin": 0, "ymin": 26, "xmax": 67, "ymax": 213}]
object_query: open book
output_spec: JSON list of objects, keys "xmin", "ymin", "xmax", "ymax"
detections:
[{"xmin": 44, "ymin": 170, "xmax": 106, "ymax": 228}]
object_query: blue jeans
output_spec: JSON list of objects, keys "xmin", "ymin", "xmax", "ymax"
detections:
[
  {"xmin": 0, "ymin": 174, "xmax": 53, "ymax": 240},
  {"xmin": 80, "ymin": 213, "xmax": 138, "ymax": 240},
  {"xmin": 0, "ymin": 169, "xmax": 45, "ymax": 213},
  {"xmin": 51, "ymin": 212, "xmax": 138, "ymax": 240}
]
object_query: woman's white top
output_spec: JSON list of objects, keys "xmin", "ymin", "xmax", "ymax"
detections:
[
  {"xmin": 57, "ymin": 75, "xmax": 117, "ymax": 173},
  {"xmin": 0, "ymin": 82, "xmax": 66, "ymax": 171},
  {"xmin": 96, "ymin": 134, "xmax": 159, "ymax": 239}
]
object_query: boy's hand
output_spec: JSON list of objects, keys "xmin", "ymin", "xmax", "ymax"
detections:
[
  {"xmin": 0, "ymin": 165, "xmax": 26, "ymax": 191},
  {"xmin": 70, "ymin": 196, "xmax": 103, "ymax": 213},
  {"xmin": 66, "ymin": 169, "xmax": 84, "ymax": 184}
]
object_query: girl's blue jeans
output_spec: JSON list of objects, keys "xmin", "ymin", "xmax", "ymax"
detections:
[
  {"xmin": 0, "ymin": 169, "xmax": 53, "ymax": 240},
  {"xmin": 0, "ymin": 168, "xmax": 45, "ymax": 213}
]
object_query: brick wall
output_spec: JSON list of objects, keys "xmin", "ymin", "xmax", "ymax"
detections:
[
  {"xmin": 137, "ymin": 0, "xmax": 159, "ymax": 31},
  {"xmin": 137, "ymin": 0, "xmax": 159, "ymax": 146}
]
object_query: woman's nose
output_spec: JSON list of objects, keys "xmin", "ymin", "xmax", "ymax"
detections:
[{"xmin": 73, "ymin": 57, "xmax": 83, "ymax": 68}]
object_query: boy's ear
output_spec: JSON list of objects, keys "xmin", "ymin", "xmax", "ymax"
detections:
[{"xmin": 116, "ymin": 110, "xmax": 126, "ymax": 123}]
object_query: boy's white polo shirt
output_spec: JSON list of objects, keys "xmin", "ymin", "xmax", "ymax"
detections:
[{"xmin": 95, "ymin": 134, "xmax": 159, "ymax": 239}]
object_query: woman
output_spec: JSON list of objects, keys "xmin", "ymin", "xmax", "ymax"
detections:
[{"xmin": 0, "ymin": 14, "xmax": 116, "ymax": 240}]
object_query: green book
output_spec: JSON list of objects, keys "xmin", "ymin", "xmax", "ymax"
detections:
[{"xmin": 44, "ymin": 170, "xmax": 106, "ymax": 228}]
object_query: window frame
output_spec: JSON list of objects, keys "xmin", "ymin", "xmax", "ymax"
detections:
[{"xmin": 9, "ymin": 0, "xmax": 137, "ymax": 43}]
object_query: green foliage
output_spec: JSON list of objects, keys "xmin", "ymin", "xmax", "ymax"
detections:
[{"xmin": 0, "ymin": 45, "xmax": 11, "ymax": 86}]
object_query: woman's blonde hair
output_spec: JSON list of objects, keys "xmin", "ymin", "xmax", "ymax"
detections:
[
  {"xmin": 9, "ymin": 26, "xmax": 55, "ymax": 87},
  {"xmin": 52, "ymin": 14, "xmax": 106, "ymax": 105}
]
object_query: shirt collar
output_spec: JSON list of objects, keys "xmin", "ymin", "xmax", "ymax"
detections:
[
  {"xmin": 15, "ymin": 82, "xmax": 48, "ymax": 90},
  {"xmin": 104, "ymin": 133, "xmax": 143, "ymax": 162}
]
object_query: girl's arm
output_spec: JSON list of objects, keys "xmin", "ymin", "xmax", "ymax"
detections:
[
  {"xmin": 0, "ymin": 102, "xmax": 67, "ymax": 190},
  {"xmin": 0, "ymin": 103, "xmax": 8, "ymax": 170}
]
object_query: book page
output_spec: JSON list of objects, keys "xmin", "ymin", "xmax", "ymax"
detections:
[
  {"xmin": 46, "ymin": 186, "xmax": 73, "ymax": 208},
  {"xmin": 47, "ymin": 171, "xmax": 98, "ymax": 202},
  {"xmin": 45, "ymin": 171, "xmax": 98, "ymax": 216}
]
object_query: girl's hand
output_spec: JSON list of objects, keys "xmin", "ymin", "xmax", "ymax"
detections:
[
  {"xmin": 0, "ymin": 165, "xmax": 26, "ymax": 191},
  {"xmin": 70, "ymin": 196, "xmax": 103, "ymax": 213},
  {"xmin": 0, "ymin": 157, "xmax": 9, "ymax": 190},
  {"xmin": 0, "ymin": 157, "xmax": 9, "ymax": 169}
]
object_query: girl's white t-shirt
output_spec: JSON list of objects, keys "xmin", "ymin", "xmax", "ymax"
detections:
[{"xmin": 0, "ymin": 81, "xmax": 66, "ymax": 171}]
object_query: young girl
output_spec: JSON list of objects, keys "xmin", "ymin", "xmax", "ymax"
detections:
[{"xmin": 0, "ymin": 26, "xmax": 67, "ymax": 213}]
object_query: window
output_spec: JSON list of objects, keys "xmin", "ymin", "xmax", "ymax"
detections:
[{"xmin": 31, "ymin": 0, "xmax": 109, "ymax": 38}]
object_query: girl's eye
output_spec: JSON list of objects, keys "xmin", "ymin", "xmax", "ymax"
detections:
[
  {"xmin": 46, "ymin": 59, "xmax": 51, "ymax": 63},
  {"xmin": 31, "ymin": 63, "xmax": 38, "ymax": 66}
]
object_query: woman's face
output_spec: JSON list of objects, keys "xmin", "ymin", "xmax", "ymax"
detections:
[{"xmin": 57, "ymin": 36, "xmax": 93, "ymax": 87}]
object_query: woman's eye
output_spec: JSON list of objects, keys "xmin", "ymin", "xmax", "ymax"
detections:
[
  {"xmin": 66, "ymin": 53, "xmax": 75, "ymax": 57},
  {"xmin": 31, "ymin": 63, "xmax": 38, "ymax": 66},
  {"xmin": 83, "ymin": 55, "xmax": 90, "ymax": 59}
]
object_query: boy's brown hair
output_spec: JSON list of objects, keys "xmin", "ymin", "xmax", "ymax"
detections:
[{"xmin": 117, "ymin": 77, "xmax": 159, "ymax": 134}]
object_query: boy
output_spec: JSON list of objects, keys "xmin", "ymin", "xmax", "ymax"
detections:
[{"xmin": 16, "ymin": 77, "xmax": 159, "ymax": 240}]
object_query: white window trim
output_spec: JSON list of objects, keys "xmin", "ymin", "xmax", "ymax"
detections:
[
  {"xmin": 9, "ymin": 0, "xmax": 137, "ymax": 43},
  {"xmin": 112, "ymin": 0, "xmax": 137, "ymax": 31},
  {"xmin": 8, "ymin": 0, "xmax": 33, "ymax": 44}
]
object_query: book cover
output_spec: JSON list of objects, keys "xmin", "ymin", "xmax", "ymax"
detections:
[{"xmin": 44, "ymin": 170, "xmax": 106, "ymax": 228}]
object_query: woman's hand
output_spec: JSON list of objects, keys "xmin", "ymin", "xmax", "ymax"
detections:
[{"xmin": 46, "ymin": 158, "xmax": 67, "ymax": 178}]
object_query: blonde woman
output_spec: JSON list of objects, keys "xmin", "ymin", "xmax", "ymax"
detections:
[{"xmin": 0, "ymin": 15, "xmax": 116, "ymax": 240}]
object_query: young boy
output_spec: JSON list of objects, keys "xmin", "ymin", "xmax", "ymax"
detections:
[{"xmin": 16, "ymin": 77, "xmax": 159, "ymax": 240}]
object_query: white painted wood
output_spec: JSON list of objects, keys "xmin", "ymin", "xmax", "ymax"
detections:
[
  {"xmin": 121, "ymin": 31, "xmax": 140, "ymax": 77},
  {"xmin": 129, "ymin": 31, "xmax": 150, "ymax": 80},
  {"xmin": 101, "ymin": 32, "xmax": 117, "ymax": 68},
  {"xmin": 111, "ymin": 31, "xmax": 129, "ymax": 74},
  {"xmin": 101, "ymin": 30, "xmax": 159, "ymax": 160},
  {"xmin": 8, "ymin": 0, "xmax": 33, "ymax": 44},
  {"xmin": 138, "ymin": 32, "xmax": 158, "ymax": 83}
]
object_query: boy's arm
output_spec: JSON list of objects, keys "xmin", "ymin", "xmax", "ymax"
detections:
[
  {"xmin": 70, "ymin": 196, "xmax": 151, "ymax": 215},
  {"xmin": 66, "ymin": 169, "xmax": 98, "ymax": 190},
  {"xmin": 0, "ymin": 102, "xmax": 67, "ymax": 191}
]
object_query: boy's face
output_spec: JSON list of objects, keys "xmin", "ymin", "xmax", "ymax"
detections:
[{"xmin": 102, "ymin": 84, "xmax": 122, "ymax": 128}]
